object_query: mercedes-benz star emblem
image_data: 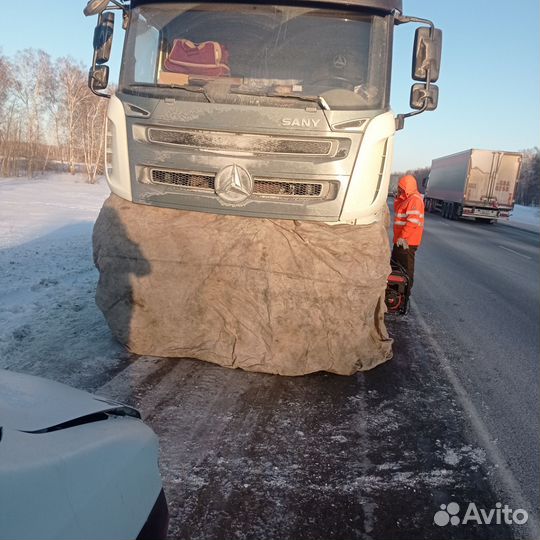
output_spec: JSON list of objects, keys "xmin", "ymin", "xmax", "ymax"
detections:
[
  {"xmin": 214, "ymin": 164, "xmax": 253, "ymax": 206},
  {"xmin": 333, "ymin": 55, "xmax": 347, "ymax": 69}
]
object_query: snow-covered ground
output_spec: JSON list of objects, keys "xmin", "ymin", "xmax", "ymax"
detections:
[
  {"xmin": 500, "ymin": 204, "xmax": 540, "ymax": 233},
  {"xmin": 0, "ymin": 173, "xmax": 110, "ymax": 247},
  {"xmin": 0, "ymin": 173, "xmax": 127, "ymax": 390}
]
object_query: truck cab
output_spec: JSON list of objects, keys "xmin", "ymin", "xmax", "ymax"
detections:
[{"xmin": 85, "ymin": 0, "xmax": 441, "ymax": 224}]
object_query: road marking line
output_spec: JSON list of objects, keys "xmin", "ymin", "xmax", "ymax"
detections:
[
  {"xmin": 411, "ymin": 300, "xmax": 539, "ymax": 539},
  {"xmin": 498, "ymin": 245, "xmax": 532, "ymax": 260}
]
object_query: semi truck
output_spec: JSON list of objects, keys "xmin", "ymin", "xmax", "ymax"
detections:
[
  {"xmin": 83, "ymin": 0, "xmax": 442, "ymax": 225},
  {"xmin": 424, "ymin": 149, "xmax": 523, "ymax": 222}
]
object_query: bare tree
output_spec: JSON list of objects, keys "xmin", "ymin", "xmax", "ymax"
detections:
[
  {"xmin": 11, "ymin": 49, "xmax": 53, "ymax": 177},
  {"xmin": 80, "ymin": 94, "xmax": 108, "ymax": 184},
  {"xmin": 46, "ymin": 57, "xmax": 92, "ymax": 174},
  {"xmin": 0, "ymin": 52, "xmax": 12, "ymax": 113},
  {"xmin": 516, "ymin": 148, "xmax": 540, "ymax": 206},
  {"xmin": 0, "ymin": 49, "xmax": 110, "ymax": 182},
  {"xmin": 0, "ymin": 51, "xmax": 15, "ymax": 175}
]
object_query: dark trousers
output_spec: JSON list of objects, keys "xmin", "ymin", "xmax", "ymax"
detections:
[{"xmin": 391, "ymin": 245, "xmax": 418, "ymax": 295}]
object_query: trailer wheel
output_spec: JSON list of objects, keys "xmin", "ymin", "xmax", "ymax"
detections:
[{"xmin": 442, "ymin": 202, "xmax": 448, "ymax": 219}]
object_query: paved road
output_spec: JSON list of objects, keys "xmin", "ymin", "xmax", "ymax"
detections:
[
  {"xmin": 96, "ymin": 335, "xmax": 517, "ymax": 540},
  {"xmin": 1, "ymin": 211, "xmax": 538, "ymax": 539},
  {"xmin": 91, "ymin": 213, "xmax": 538, "ymax": 539},
  {"xmin": 414, "ymin": 213, "xmax": 540, "ymax": 526}
]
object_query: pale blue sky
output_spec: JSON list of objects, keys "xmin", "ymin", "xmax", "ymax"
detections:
[{"xmin": 1, "ymin": 1, "xmax": 538, "ymax": 170}]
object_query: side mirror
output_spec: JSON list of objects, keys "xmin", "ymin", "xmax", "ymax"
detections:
[
  {"xmin": 410, "ymin": 83, "xmax": 439, "ymax": 111},
  {"xmin": 412, "ymin": 27, "xmax": 442, "ymax": 82},
  {"xmin": 93, "ymin": 12, "xmax": 115, "ymax": 64},
  {"xmin": 84, "ymin": 0, "xmax": 111, "ymax": 16},
  {"xmin": 89, "ymin": 65, "xmax": 110, "ymax": 91}
]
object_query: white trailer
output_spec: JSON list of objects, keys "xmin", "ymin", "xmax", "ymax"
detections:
[{"xmin": 425, "ymin": 149, "xmax": 522, "ymax": 222}]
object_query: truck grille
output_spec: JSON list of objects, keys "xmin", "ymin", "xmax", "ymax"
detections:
[
  {"xmin": 149, "ymin": 168, "xmax": 327, "ymax": 199},
  {"xmin": 147, "ymin": 128, "xmax": 338, "ymax": 157},
  {"xmin": 151, "ymin": 169, "xmax": 215, "ymax": 190},
  {"xmin": 254, "ymin": 179, "xmax": 322, "ymax": 197}
]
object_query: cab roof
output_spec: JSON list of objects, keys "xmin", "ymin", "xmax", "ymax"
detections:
[{"xmin": 129, "ymin": 0, "xmax": 402, "ymax": 14}]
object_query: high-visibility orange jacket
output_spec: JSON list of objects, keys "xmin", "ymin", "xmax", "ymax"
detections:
[{"xmin": 393, "ymin": 175, "xmax": 425, "ymax": 246}]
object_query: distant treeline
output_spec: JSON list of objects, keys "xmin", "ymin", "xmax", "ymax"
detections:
[
  {"xmin": 391, "ymin": 149, "xmax": 540, "ymax": 206},
  {"xmin": 0, "ymin": 49, "xmax": 107, "ymax": 183}
]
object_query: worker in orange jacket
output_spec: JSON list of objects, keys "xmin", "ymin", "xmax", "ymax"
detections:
[{"xmin": 392, "ymin": 175, "xmax": 425, "ymax": 299}]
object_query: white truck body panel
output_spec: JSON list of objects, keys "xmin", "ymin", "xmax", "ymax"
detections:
[
  {"xmin": 105, "ymin": 95, "xmax": 132, "ymax": 202},
  {"xmin": 340, "ymin": 111, "xmax": 395, "ymax": 224}
]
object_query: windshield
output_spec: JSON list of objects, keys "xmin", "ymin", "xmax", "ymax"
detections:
[{"xmin": 120, "ymin": 3, "xmax": 391, "ymax": 111}]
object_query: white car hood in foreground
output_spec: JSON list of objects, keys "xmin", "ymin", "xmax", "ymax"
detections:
[
  {"xmin": 0, "ymin": 369, "xmax": 162, "ymax": 540},
  {"xmin": 0, "ymin": 369, "xmax": 137, "ymax": 432}
]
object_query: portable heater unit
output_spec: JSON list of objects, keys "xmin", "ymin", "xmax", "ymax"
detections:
[{"xmin": 385, "ymin": 262, "xmax": 410, "ymax": 315}]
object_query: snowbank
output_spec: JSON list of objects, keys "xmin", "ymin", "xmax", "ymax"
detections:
[
  {"xmin": 503, "ymin": 204, "xmax": 540, "ymax": 233},
  {"xmin": 0, "ymin": 174, "xmax": 123, "ymax": 390},
  {"xmin": 0, "ymin": 173, "xmax": 110, "ymax": 248}
]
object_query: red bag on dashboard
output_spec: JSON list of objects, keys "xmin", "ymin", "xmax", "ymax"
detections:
[{"xmin": 164, "ymin": 39, "xmax": 230, "ymax": 76}]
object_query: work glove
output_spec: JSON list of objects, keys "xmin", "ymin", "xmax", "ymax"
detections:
[{"xmin": 396, "ymin": 238, "xmax": 409, "ymax": 249}]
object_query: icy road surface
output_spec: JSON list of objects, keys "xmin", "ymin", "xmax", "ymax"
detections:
[{"xmin": 0, "ymin": 174, "xmax": 538, "ymax": 540}]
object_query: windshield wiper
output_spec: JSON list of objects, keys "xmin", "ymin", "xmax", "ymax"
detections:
[
  {"xmin": 229, "ymin": 89, "xmax": 330, "ymax": 110},
  {"xmin": 128, "ymin": 83, "xmax": 213, "ymax": 103}
]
